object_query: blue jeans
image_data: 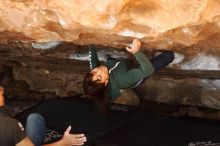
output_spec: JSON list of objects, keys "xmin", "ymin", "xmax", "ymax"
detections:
[
  {"xmin": 150, "ymin": 51, "xmax": 174, "ymax": 71},
  {"xmin": 26, "ymin": 113, "xmax": 46, "ymax": 146}
]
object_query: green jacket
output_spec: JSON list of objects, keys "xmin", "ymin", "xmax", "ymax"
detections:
[{"xmin": 88, "ymin": 45, "xmax": 154, "ymax": 100}]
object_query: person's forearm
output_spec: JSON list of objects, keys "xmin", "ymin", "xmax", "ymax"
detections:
[
  {"xmin": 88, "ymin": 45, "xmax": 100, "ymax": 69},
  {"xmin": 16, "ymin": 137, "xmax": 34, "ymax": 146},
  {"xmin": 43, "ymin": 140, "xmax": 64, "ymax": 146},
  {"xmin": 0, "ymin": 87, "xmax": 5, "ymax": 107},
  {"xmin": 134, "ymin": 51, "xmax": 154, "ymax": 76}
]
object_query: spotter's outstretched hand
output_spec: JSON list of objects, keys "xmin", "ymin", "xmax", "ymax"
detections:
[{"xmin": 62, "ymin": 126, "xmax": 87, "ymax": 146}]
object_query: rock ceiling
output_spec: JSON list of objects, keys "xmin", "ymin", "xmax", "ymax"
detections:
[
  {"xmin": 0, "ymin": 0, "xmax": 220, "ymax": 55},
  {"xmin": 0, "ymin": 0, "xmax": 220, "ymax": 119}
]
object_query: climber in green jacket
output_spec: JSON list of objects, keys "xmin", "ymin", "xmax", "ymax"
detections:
[{"xmin": 83, "ymin": 39, "xmax": 174, "ymax": 105}]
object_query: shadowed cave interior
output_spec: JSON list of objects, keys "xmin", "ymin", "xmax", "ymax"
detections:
[{"xmin": 0, "ymin": 0, "xmax": 220, "ymax": 146}]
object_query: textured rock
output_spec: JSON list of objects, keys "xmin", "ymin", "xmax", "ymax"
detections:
[
  {"xmin": 0, "ymin": 42, "xmax": 219, "ymax": 120},
  {"xmin": 0, "ymin": 0, "xmax": 220, "ymax": 54},
  {"xmin": 0, "ymin": 0, "xmax": 220, "ymax": 120},
  {"xmin": 134, "ymin": 72, "xmax": 220, "ymax": 110}
]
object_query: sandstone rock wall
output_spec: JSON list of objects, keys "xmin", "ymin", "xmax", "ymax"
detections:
[
  {"xmin": 0, "ymin": 0, "xmax": 220, "ymax": 55},
  {"xmin": 0, "ymin": 1, "xmax": 220, "ymax": 120}
]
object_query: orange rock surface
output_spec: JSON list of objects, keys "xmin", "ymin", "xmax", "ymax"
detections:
[{"xmin": 0, "ymin": 0, "xmax": 220, "ymax": 53}]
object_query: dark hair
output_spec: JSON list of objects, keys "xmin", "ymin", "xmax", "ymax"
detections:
[{"xmin": 83, "ymin": 73, "xmax": 109, "ymax": 111}]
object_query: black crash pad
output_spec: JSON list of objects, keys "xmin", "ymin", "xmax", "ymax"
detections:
[{"xmin": 15, "ymin": 96, "xmax": 220, "ymax": 146}]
